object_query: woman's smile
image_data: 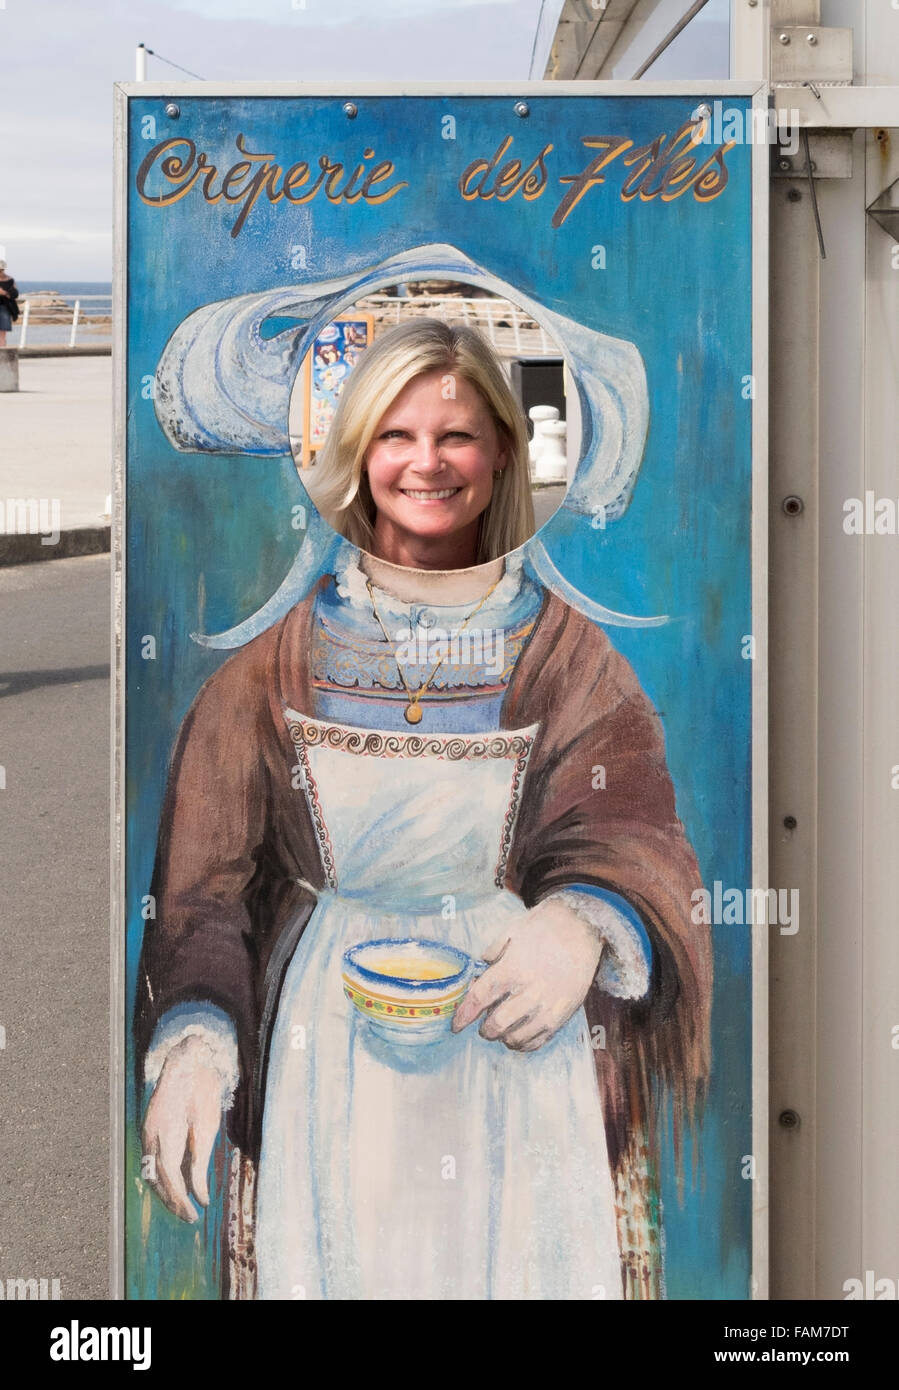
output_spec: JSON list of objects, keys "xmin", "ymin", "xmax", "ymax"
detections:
[{"xmin": 399, "ymin": 486, "xmax": 463, "ymax": 502}]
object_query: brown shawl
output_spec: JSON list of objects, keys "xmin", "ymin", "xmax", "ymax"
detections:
[{"xmin": 135, "ymin": 576, "xmax": 712, "ymax": 1192}]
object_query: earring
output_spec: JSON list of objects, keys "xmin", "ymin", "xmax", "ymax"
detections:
[{"xmin": 493, "ymin": 468, "xmax": 503, "ymax": 479}]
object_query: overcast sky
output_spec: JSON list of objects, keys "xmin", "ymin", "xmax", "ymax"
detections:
[{"xmin": 1, "ymin": 0, "xmax": 727, "ymax": 282}]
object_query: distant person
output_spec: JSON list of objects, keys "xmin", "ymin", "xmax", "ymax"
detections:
[{"xmin": 0, "ymin": 261, "xmax": 19, "ymax": 346}]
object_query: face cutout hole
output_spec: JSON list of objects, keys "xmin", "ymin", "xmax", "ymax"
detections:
[{"xmin": 286, "ymin": 279, "xmax": 580, "ymax": 567}]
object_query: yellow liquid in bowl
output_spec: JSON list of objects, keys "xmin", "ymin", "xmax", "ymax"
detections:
[{"xmin": 370, "ymin": 957, "xmax": 455, "ymax": 982}]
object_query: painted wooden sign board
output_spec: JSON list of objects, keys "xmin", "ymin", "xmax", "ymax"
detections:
[{"xmin": 112, "ymin": 80, "xmax": 769, "ymax": 1301}]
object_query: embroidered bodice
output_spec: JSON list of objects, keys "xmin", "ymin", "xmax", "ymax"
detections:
[{"xmin": 309, "ymin": 540, "xmax": 543, "ymax": 732}]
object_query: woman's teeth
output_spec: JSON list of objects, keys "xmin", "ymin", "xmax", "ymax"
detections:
[{"xmin": 401, "ymin": 488, "xmax": 461, "ymax": 500}]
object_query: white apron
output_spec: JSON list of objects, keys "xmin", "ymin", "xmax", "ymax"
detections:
[{"xmin": 254, "ymin": 712, "xmax": 623, "ymax": 1300}]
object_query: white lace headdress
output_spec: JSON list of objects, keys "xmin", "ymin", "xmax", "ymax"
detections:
[{"xmin": 151, "ymin": 243, "xmax": 667, "ymax": 647}]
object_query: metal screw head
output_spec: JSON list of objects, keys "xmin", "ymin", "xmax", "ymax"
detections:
[
  {"xmin": 779, "ymin": 1109, "xmax": 801, "ymax": 1129},
  {"xmin": 164, "ymin": 102, "xmax": 180, "ymax": 119},
  {"xmin": 782, "ymin": 495, "xmax": 804, "ymax": 516},
  {"xmin": 342, "ymin": 102, "xmax": 358, "ymax": 119},
  {"xmin": 787, "ymin": 188, "xmax": 802, "ymax": 202},
  {"xmin": 779, "ymin": 32, "xmax": 790, "ymax": 44},
  {"xmin": 514, "ymin": 101, "xmax": 530, "ymax": 118},
  {"xmin": 807, "ymin": 33, "xmax": 818, "ymax": 45},
  {"xmin": 778, "ymin": 158, "xmax": 792, "ymax": 171},
  {"xmin": 747, "ymin": 0, "xmax": 758, "ymax": 6},
  {"xmin": 783, "ymin": 815, "xmax": 797, "ymax": 830}
]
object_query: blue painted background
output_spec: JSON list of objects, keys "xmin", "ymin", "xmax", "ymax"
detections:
[{"xmin": 125, "ymin": 93, "xmax": 754, "ymax": 1299}]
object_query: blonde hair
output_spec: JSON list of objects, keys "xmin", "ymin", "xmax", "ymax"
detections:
[{"xmin": 310, "ymin": 317, "xmax": 535, "ymax": 563}]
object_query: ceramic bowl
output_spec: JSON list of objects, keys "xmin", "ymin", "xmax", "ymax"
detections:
[{"xmin": 342, "ymin": 937, "xmax": 485, "ymax": 1045}]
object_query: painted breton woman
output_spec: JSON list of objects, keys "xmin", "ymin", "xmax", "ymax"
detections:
[{"xmin": 135, "ymin": 319, "xmax": 712, "ymax": 1300}]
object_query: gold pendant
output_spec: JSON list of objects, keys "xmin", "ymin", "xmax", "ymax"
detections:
[{"xmin": 404, "ymin": 702, "xmax": 423, "ymax": 724}]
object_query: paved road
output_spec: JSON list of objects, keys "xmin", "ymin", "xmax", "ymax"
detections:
[
  {"xmin": 3, "ymin": 356, "xmax": 112, "ymax": 533},
  {"xmin": 0, "ymin": 554, "xmax": 110, "ymax": 1299},
  {"xmin": 532, "ymin": 484, "xmax": 566, "ymax": 531}
]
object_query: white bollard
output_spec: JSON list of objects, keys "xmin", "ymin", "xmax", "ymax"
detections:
[
  {"xmin": 532, "ymin": 420, "xmax": 568, "ymax": 483},
  {"xmin": 528, "ymin": 404, "xmax": 562, "ymax": 476}
]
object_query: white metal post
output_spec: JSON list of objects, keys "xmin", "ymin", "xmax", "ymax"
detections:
[
  {"xmin": 731, "ymin": 0, "xmax": 771, "ymax": 81},
  {"xmin": 768, "ymin": 143, "xmax": 825, "ymax": 1301},
  {"xmin": 742, "ymin": 0, "xmax": 899, "ymax": 1301}
]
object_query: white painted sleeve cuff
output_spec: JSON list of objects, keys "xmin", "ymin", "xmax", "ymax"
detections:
[
  {"xmin": 547, "ymin": 889, "xmax": 651, "ymax": 1001},
  {"xmin": 143, "ymin": 1004, "xmax": 240, "ymax": 1110}
]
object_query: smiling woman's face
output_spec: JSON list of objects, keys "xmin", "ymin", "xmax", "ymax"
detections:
[{"xmin": 362, "ymin": 368, "xmax": 507, "ymax": 570}]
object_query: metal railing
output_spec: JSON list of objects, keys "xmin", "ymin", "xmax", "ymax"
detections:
[
  {"xmin": 358, "ymin": 294, "xmax": 555, "ymax": 357},
  {"xmin": 16, "ymin": 294, "xmax": 111, "ymax": 349},
  {"xmin": 11, "ymin": 293, "xmax": 555, "ymax": 356}
]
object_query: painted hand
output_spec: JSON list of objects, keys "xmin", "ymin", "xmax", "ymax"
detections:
[
  {"xmin": 451, "ymin": 897, "xmax": 605, "ymax": 1051},
  {"xmin": 141, "ymin": 1035, "xmax": 226, "ymax": 1223}
]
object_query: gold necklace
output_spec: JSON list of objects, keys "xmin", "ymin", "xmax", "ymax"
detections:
[{"xmin": 366, "ymin": 572, "xmax": 503, "ymax": 724}]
